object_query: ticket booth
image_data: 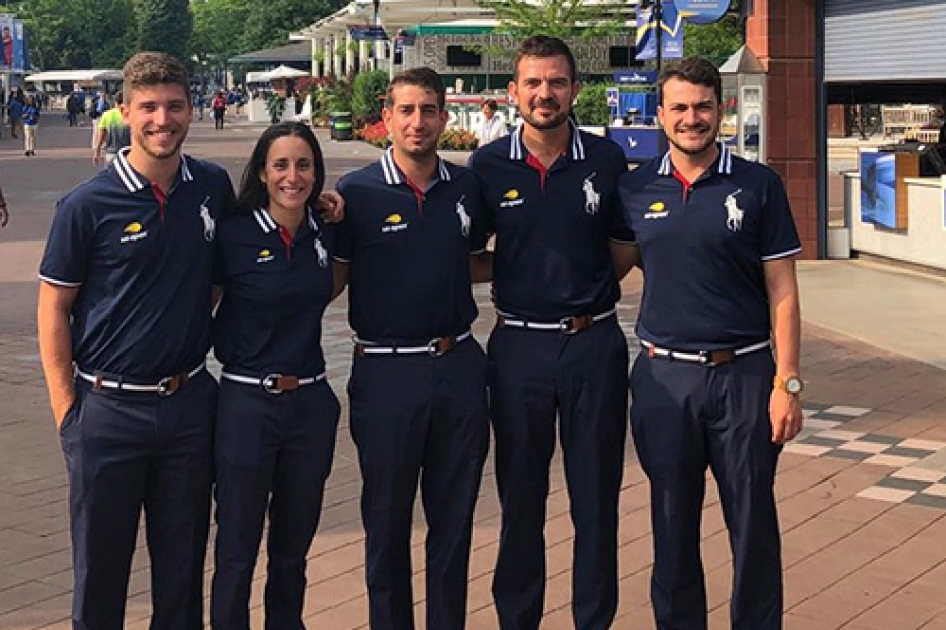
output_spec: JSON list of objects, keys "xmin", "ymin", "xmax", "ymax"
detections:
[
  {"xmin": 606, "ymin": 70, "xmax": 666, "ymax": 163},
  {"xmin": 719, "ymin": 45, "xmax": 766, "ymax": 163}
]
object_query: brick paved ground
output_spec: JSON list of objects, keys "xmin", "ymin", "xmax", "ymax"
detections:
[{"xmin": 2, "ymin": 113, "xmax": 946, "ymax": 629}]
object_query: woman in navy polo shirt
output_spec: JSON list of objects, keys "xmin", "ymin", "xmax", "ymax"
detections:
[{"xmin": 210, "ymin": 122, "xmax": 340, "ymax": 630}]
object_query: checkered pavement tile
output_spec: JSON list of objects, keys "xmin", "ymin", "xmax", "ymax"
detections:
[{"xmin": 785, "ymin": 403, "xmax": 946, "ymax": 510}]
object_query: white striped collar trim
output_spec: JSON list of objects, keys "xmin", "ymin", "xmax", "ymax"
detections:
[
  {"xmin": 508, "ymin": 119, "xmax": 585, "ymax": 161},
  {"xmin": 253, "ymin": 206, "xmax": 319, "ymax": 234},
  {"xmin": 379, "ymin": 147, "xmax": 451, "ymax": 186},
  {"xmin": 113, "ymin": 147, "xmax": 195, "ymax": 192},
  {"xmin": 658, "ymin": 142, "xmax": 732, "ymax": 177}
]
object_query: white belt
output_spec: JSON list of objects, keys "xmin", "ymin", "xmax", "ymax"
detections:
[
  {"xmin": 354, "ymin": 331, "xmax": 472, "ymax": 357},
  {"xmin": 221, "ymin": 371, "xmax": 326, "ymax": 394},
  {"xmin": 640, "ymin": 339, "xmax": 771, "ymax": 366},
  {"xmin": 77, "ymin": 362, "xmax": 206, "ymax": 396},
  {"xmin": 497, "ymin": 308, "xmax": 616, "ymax": 334}
]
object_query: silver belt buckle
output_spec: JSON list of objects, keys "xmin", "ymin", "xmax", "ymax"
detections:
[{"xmin": 262, "ymin": 373, "xmax": 284, "ymax": 394}]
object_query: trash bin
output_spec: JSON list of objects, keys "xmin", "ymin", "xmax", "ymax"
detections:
[{"xmin": 331, "ymin": 112, "xmax": 353, "ymax": 141}]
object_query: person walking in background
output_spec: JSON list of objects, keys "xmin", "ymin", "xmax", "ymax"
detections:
[
  {"xmin": 93, "ymin": 92, "xmax": 131, "ymax": 167},
  {"xmin": 467, "ymin": 35, "xmax": 635, "ymax": 630},
  {"xmin": 476, "ymin": 98, "xmax": 507, "ymax": 147},
  {"xmin": 212, "ymin": 90, "xmax": 227, "ymax": 129},
  {"xmin": 37, "ymin": 51, "xmax": 236, "ymax": 630},
  {"xmin": 21, "ymin": 94, "xmax": 39, "ymax": 156},
  {"xmin": 89, "ymin": 90, "xmax": 107, "ymax": 149},
  {"xmin": 618, "ymin": 57, "xmax": 803, "ymax": 630},
  {"xmin": 210, "ymin": 122, "xmax": 341, "ymax": 630},
  {"xmin": 7, "ymin": 88, "xmax": 23, "ymax": 139},
  {"xmin": 66, "ymin": 92, "xmax": 80, "ymax": 127},
  {"xmin": 193, "ymin": 92, "xmax": 206, "ymax": 121},
  {"xmin": 333, "ymin": 66, "xmax": 491, "ymax": 630}
]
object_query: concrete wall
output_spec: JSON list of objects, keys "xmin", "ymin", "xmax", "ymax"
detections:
[{"xmin": 846, "ymin": 172, "xmax": 946, "ymax": 270}]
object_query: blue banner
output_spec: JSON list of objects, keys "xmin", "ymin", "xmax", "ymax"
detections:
[
  {"xmin": 675, "ymin": 0, "xmax": 730, "ymax": 25},
  {"xmin": 635, "ymin": 2, "xmax": 684, "ymax": 61},
  {"xmin": 0, "ymin": 15, "xmax": 28, "ymax": 72}
]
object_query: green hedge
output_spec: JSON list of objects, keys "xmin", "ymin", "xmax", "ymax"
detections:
[
  {"xmin": 573, "ymin": 82, "xmax": 611, "ymax": 127},
  {"xmin": 352, "ymin": 70, "xmax": 389, "ymax": 127}
]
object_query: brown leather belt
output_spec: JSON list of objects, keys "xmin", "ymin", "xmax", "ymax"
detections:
[
  {"xmin": 641, "ymin": 340, "xmax": 771, "ymax": 367},
  {"xmin": 496, "ymin": 308, "xmax": 616, "ymax": 335},
  {"xmin": 77, "ymin": 363, "xmax": 205, "ymax": 397},
  {"xmin": 353, "ymin": 331, "xmax": 472, "ymax": 358},
  {"xmin": 221, "ymin": 371, "xmax": 326, "ymax": 394}
]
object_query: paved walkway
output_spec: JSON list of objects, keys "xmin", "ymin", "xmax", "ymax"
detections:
[{"xmin": 2, "ymin": 113, "xmax": 946, "ymax": 629}]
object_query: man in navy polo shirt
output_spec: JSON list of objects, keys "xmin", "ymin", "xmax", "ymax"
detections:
[
  {"xmin": 37, "ymin": 52, "xmax": 235, "ymax": 630},
  {"xmin": 617, "ymin": 57, "xmax": 803, "ymax": 630},
  {"xmin": 333, "ymin": 67, "xmax": 490, "ymax": 630},
  {"xmin": 468, "ymin": 36, "xmax": 636, "ymax": 630}
]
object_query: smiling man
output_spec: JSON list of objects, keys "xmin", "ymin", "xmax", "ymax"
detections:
[
  {"xmin": 37, "ymin": 52, "xmax": 236, "ymax": 630},
  {"xmin": 618, "ymin": 57, "xmax": 803, "ymax": 630},
  {"xmin": 468, "ymin": 36, "xmax": 636, "ymax": 630},
  {"xmin": 332, "ymin": 67, "xmax": 491, "ymax": 630}
]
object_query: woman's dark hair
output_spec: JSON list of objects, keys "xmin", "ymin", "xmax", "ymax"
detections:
[{"xmin": 236, "ymin": 121, "xmax": 326, "ymax": 214}]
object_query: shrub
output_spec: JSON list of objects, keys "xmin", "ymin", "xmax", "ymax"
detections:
[
  {"xmin": 572, "ymin": 82, "xmax": 611, "ymax": 127},
  {"xmin": 352, "ymin": 70, "xmax": 389, "ymax": 127},
  {"xmin": 439, "ymin": 128, "xmax": 478, "ymax": 151},
  {"xmin": 356, "ymin": 120, "xmax": 390, "ymax": 149},
  {"xmin": 323, "ymin": 77, "xmax": 353, "ymax": 115}
]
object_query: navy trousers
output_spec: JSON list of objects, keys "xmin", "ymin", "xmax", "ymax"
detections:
[
  {"xmin": 348, "ymin": 338, "xmax": 489, "ymax": 630},
  {"xmin": 59, "ymin": 369, "xmax": 217, "ymax": 630},
  {"xmin": 488, "ymin": 318, "xmax": 629, "ymax": 630},
  {"xmin": 211, "ymin": 378, "xmax": 340, "ymax": 630},
  {"xmin": 630, "ymin": 349, "xmax": 783, "ymax": 630}
]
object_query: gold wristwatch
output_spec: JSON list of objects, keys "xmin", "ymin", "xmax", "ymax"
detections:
[{"xmin": 773, "ymin": 375, "xmax": 804, "ymax": 396}]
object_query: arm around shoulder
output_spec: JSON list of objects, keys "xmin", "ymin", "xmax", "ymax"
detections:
[{"xmin": 610, "ymin": 241, "xmax": 640, "ymax": 281}]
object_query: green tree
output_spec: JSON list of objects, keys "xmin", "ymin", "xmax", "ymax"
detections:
[
  {"xmin": 19, "ymin": 0, "xmax": 138, "ymax": 69},
  {"xmin": 191, "ymin": 0, "xmax": 252, "ymax": 85},
  {"xmin": 476, "ymin": 0, "xmax": 631, "ymax": 40},
  {"xmin": 683, "ymin": 15, "xmax": 744, "ymax": 66},
  {"xmin": 136, "ymin": 0, "xmax": 192, "ymax": 61},
  {"xmin": 241, "ymin": 0, "xmax": 345, "ymax": 51}
]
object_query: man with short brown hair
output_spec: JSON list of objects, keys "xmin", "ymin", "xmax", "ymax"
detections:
[{"xmin": 38, "ymin": 51, "xmax": 235, "ymax": 630}]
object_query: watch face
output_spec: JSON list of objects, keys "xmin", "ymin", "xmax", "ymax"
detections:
[{"xmin": 786, "ymin": 377, "xmax": 803, "ymax": 394}]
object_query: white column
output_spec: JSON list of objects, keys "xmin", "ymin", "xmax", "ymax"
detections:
[
  {"xmin": 345, "ymin": 30, "xmax": 355, "ymax": 76},
  {"xmin": 359, "ymin": 39, "xmax": 368, "ymax": 73},
  {"xmin": 314, "ymin": 37, "xmax": 325, "ymax": 77},
  {"xmin": 332, "ymin": 33, "xmax": 343, "ymax": 77}
]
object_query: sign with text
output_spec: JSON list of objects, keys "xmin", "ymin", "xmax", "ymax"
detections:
[
  {"xmin": 402, "ymin": 33, "xmax": 639, "ymax": 76},
  {"xmin": 675, "ymin": 0, "xmax": 730, "ymax": 25},
  {"xmin": 635, "ymin": 2, "xmax": 684, "ymax": 61}
]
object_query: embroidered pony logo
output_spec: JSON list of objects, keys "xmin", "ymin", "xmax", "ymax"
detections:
[
  {"xmin": 199, "ymin": 196, "xmax": 215, "ymax": 242},
  {"xmin": 314, "ymin": 236, "xmax": 328, "ymax": 267},
  {"xmin": 582, "ymin": 173, "xmax": 601, "ymax": 215},
  {"xmin": 456, "ymin": 195, "xmax": 470, "ymax": 237},
  {"xmin": 725, "ymin": 189, "xmax": 744, "ymax": 232}
]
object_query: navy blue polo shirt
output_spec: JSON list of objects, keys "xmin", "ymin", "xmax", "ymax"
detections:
[
  {"xmin": 335, "ymin": 148, "xmax": 487, "ymax": 343},
  {"xmin": 213, "ymin": 207, "xmax": 334, "ymax": 376},
  {"xmin": 468, "ymin": 122, "xmax": 633, "ymax": 321},
  {"xmin": 618, "ymin": 143, "xmax": 802, "ymax": 351},
  {"xmin": 38, "ymin": 148, "xmax": 235, "ymax": 377}
]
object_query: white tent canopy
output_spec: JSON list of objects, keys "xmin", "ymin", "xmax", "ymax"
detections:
[
  {"xmin": 258, "ymin": 65, "xmax": 309, "ymax": 80},
  {"xmin": 25, "ymin": 69, "xmax": 123, "ymax": 83}
]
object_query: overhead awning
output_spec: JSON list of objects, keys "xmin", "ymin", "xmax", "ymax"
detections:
[{"xmin": 25, "ymin": 69, "xmax": 123, "ymax": 83}]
